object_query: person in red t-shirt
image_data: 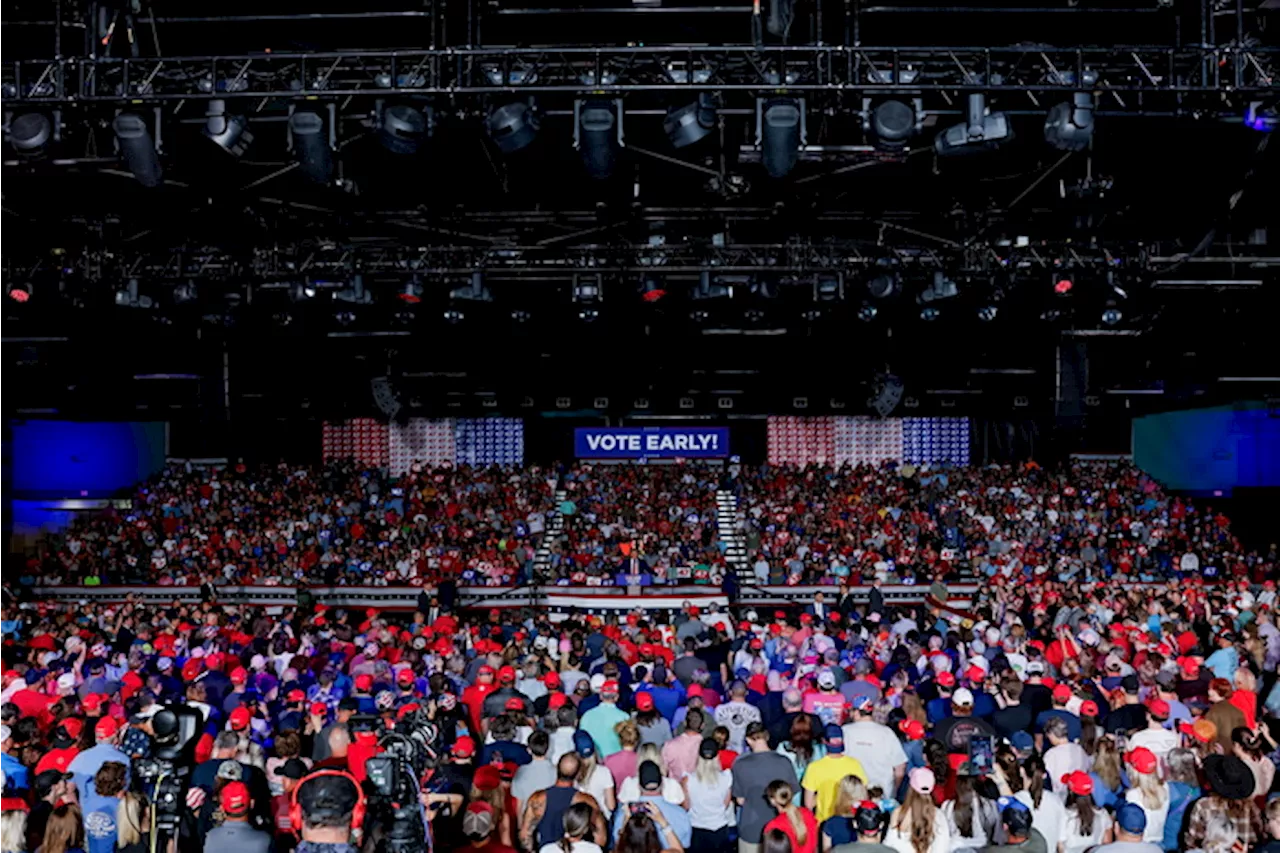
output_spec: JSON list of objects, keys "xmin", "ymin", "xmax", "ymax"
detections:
[{"xmin": 762, "ymin": 780, "xmax": 818, "ymax": 853}]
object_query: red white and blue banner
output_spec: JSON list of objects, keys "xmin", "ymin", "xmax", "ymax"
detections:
[
  {"xmin": 323, "ymin": 418, "xmax": 525, "ymax": 472},
  {"xmin": 574, "ymin": 426, "xmax": 730, "ymax": 459},
  {"xmin": 768, "ymin": 416, "xmax": 970, "ymax": 466}
]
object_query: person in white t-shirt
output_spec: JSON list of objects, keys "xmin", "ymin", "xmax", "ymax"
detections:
[
  {"xmin": 1042, "ymin": 717, "xmax": 1089, "ymax": 798},
  {"xmin": 1015, "ymin": 755, "xmax": 1068, "ymax": 853},
  {"xmin": 682, "ymin": 738, "xmax": 735, "ymax": 849},
  {"xmin": 1125, "ymin": 702, "xmax": 1179, "ymax": 773},
  {"xmin": 1123, "ymin": 749, "xmax": 1170, "ymax": 846},
  {"xmin": 1060, "ymin": 772, "xmax": 1114, "ymax": 853},
  {"xmin": 841, "ymin": 696, "xmax": 908, "ymax": 795}
]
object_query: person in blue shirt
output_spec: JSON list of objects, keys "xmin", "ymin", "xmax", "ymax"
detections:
[
  {"xmin": 610, "ymin": 761, "xmax": 692, "ymax": 847},
  {"xmin": 68, "ymin": 718, "xmax": 131, "ymax": 806},
  {"xmin": 0, "ymin": 724, "xmax": 29, "ymax": 794},
  {"xmin": 635, "ymin": 665, "xmax": 685, "ymax": 723},
  {"xmin": 1204, "ymin": 633, "xmax": 1239, "ymax": 680},
  {"xmin": 82, "ymin": 761, "xmax": 128, "ymax": 853}
]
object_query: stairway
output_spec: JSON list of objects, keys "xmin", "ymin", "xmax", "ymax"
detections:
[
  {"xmin": 715, "ymin": 489, "xmax": 755, "ymax": 585},
  {"xmin": 531, "ymin": 489, "xmax": 568, "ymax": 582}
]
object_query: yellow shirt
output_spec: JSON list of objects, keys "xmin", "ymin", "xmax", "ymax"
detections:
[{"xmin": 800, "ymin": 754, "xmax": 868, "ymax": 822}]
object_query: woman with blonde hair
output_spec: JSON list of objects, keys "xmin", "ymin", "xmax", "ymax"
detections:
[
  {"xmin": 471, "ymin": 766, "xmax": 516, "ymax": 849},
  {"xmin": 574, "ymin": 736, "xmax": 617, "ymax": 819},
  {"xmin": 1, "ymin": 808, "xmax": 26, "ymax": 853},
  {"xmin": 1087, "ymin": 736, "xmax": 1124, "ymax": 809},
  {"xmin": 40, "ymin": 805, "xmax": 85, "ymax": 853},
  {"xmin": 605, "ymin": 720, "xmax": 641, "ymax": 790},
  {"xmin": 885, "ymin": 768, "xmax": 951, "ymax": 853},
  {"xmin": 820, "ymin": 775, "xmax": 871, "ymax": 850},
  {"xmin": 116, "ymin": 792, "xmax": 150, "ymax": 853},
  {"xmin": 1122, "ymin": 747, "xmax": 1170, "ymax": 845},
  {"xmin": 681, "ymin": 739, "xmax": 733, "ymax": 853},
  {"xmin": 762, "ymin": 780, "xmax": 817, "ymax": 853}
]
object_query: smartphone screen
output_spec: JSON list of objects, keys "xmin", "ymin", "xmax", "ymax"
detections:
[{"xmin": 969, "ymin": 735, "xmax": 994, "ymax": 775}]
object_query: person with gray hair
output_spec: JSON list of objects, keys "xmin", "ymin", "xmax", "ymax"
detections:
[{"xmin": 769, "ymin": 689, "xmax": 822, "ymax": 749}]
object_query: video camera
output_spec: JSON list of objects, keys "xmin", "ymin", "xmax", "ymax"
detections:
[
  {"xmin": 349, "ymin": 715, "xmax": 429, "ymax": 853},
  {"xmin": 130, "ymin": 705, "xmax": 202, "ymax": 841}
]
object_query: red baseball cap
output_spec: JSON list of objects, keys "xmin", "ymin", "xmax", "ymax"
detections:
[
  {"xmin": 310, "ymin": 701, "xmax": 328, "ymax": 716},
  {"xmin": 59, "ymin": 718, "xmax": 84, "ymax": 741},
  {"xmin": 452, "ymin": 736, "xmax": 476, "ymax": 758},
  {"xmin": 635, "ymin": 692, "xmax": 655, "ymax": 712},
  {"xmin": 1079, "ymin": 700, "xmax": 1100, "ymax": 718},
  {"xmin": 497, "ymin": 666, "xmax": 517, "ymax": 684},
  {"xmin": 182, "ymin": 659, "xmax": 203, "ymax": 682},
  {"xmin": 1052, "ymin": 684, "xmax": 1073, "ymax": 703},
  {"xmin": 229, "ymin": 706, "xmax": 252, "ymax": 731},
  {"xmin": 504, "ymin": 697, "xmax": 525, "ymax": 712},
  {"xmin": 543, "ymin": 672, "xmax": 562, "ymax": 689},
  {"xmin": 965, "ymin": 665, "xmax": 986, "ymax": 683},
  {"xmin": 354, "ymin": 674, "xmax": 374, "ymax": 692},
  {"xmin": 1148, "ymin": 699, "xmax": 1170, "ymax": 719},
  {"xmin": 750, "ymin": 638, "xmax": 763, "ymax": 650},
  {"xmin": 936, "ymin": 672, "xmax": 956, "ymax": 688},
  {"xmin": 94, "ymin": 717, "xmax": 119, "ymax": 740},
  {"xmin": 397, "ymin": 669, "xmax": 416, "ymax": 686},
  {"xmin": 219, "ymin": 781, "xmax": 251, "ymax": 816},
  {"xmin": 898, "ymin": 719, "xmax": 926, "ymax": 740},
  {"xmin": 600, "ymin": 680, "xmax": 619, "ymax": 694},
  {"xmin": 229, "ymin": 667, "xmax": 248, "ymax": 685},
  {"xmin": 688, "ymin": 606, "xmax": 700, "ymax": 617},
  {"xmin": 478, "ymin": 665, "xmax": 495, "ymax": 678},
  {"xmin": 686, "ymin": 684, "xmax": 704, "ymax": 699},
  {"xmin": 287, "ymin": 689, "xmax": 306, "ymax": 703},
  {"xmin": 1062, "ymin": 771, "xmax": 1093, "ymax": 797},
  {"xmin": 549, "ymin": 693, "xmax": 570, "ymax": 710},
  {"xmin": 1126, "ymin": 747, "xmax": 1158, "ymax": 775},
  {"xmin": 82, "ymin": 693, "xmax": 105, "ymax": 713}
]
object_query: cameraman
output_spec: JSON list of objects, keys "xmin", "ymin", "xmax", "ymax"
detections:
[{"xmin": 294, "ymin": 771, "xmax": 363, "ymax": 853}]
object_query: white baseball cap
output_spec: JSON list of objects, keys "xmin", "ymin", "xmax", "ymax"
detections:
[
  {"xmin": 952, "ymin": 688, "xmax": 975, "ymax": 706},
  {"xmin": 817, "ymin": 669, "xmax": 837, "ymax": 689}
]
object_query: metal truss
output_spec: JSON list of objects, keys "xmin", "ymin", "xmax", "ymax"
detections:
[{"xmin": 3, "ymin": 44, "xmax": 1276, "ymax": 107}]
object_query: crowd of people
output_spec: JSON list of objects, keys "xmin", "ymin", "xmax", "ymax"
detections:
[
  {"xmin": 10, "ymin": 459, "xmax": 1277, "ymax": 591},
  {"xmin": 2, "ymin": 522, "xmax": 1279, "ymax": 853}
]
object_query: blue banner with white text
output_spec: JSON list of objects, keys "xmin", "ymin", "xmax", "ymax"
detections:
[{"xmin": 574, "ymin": 426, "xmax": 730, "ymax": 459}]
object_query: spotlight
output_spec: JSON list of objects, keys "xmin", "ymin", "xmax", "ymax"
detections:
[
  {"xmin": 573, "ymin": 274, "xmax": 603, "ymax": 304},
  {"xmin": 335, "ymin": 310, "xmax": 357, "ymax": 326},
  {"xmin": 289, "ymin": 282, "xmax": 317, "ymax": 303},
  {"xmin": 203, "ymin": 100, "xmax": 253, "ymax": 158},
  {"xmin": 759, "ymin": 98, "xmax": 804, "ymax": 178},
  {"xmin": 920, "ymin": 306, "xmax": 940, "ymax": 321},
  {"xmin": 977, "ymin": 305, "xmax": 998, "ymax": 322},
  {"xmin": 868, "ymin": 374, "xmax": 905, "ymax": 417},
  {"xmin": 333, "ymin": 275, "xmax": 373, "ymax": 305},
  {"xmin": 689, "ymin": 309, "xmax": 710, "ymax": 323},
  {"xmin": 918, "ymin": 271, "xmax": 959, "ymax": 304},
  {"xmin": 575, "ymin": 99, "xmax": 621, "ymax": 179},
  {"xmin": 799, "ymin": 308, "xmax": 822, "ymax": 322},
  {"xmin": 864, "ymin": 99, "xmax": 918, "ymax": 151},
  {"xmin": 173, "ymin": 281, "xmax": 199, "ymax": 305},
  {"xmin": 398, "ymin": 279, "xmax": 423, "ymax": 304},
  {"xmin": 273, "ymin": 312, "xmax": 295, "ymax": 327},
  {"xmin": 289, "ymin": 109, "xmax": 333, "ymax": 184},
  {"xmin": 693, "ymin": 272, "xmax": 731, "ymax": 300},
  {"xmin": 112, "ymin": 112, "xmax": 164, "ymax": 187},
  {"xmin": 814, "ymin": 274, "xmax": 843, "ymax": 302},
  {"xmin": 449, "ymin": 273, "xmax": 493, "ymax": 302},
  {"xmin": 443, "ymin": 308, "xmax": 464, "ymax": 324},
  {"xmin": 935, "ymin": 93, "xmax": 1012, "ymax": 156},
  {"xmin": 664, "ymin": 93, "xmax": 717, "ymax": 149},
  {"xmin": 866, "ymin": 267, "xmax": 902, "ymax": 300},
  {"xmin": 378, "ymin": 104, "xmax": 431, "ymax": 154},
  {"xmin": 1054, "ymin": 277, "xmax": 1074, "ymax": 295},
  {"xmin": 5, "ymin": 113, "xmax": 53, "ymax": 155},
  {"xmin": 510, "ymin": 309, "xmax": 532, "ymax": 323},
  {"xmin": 1044, "ymin": 91, "xmax": 1095, "ymax": 152},
  {"xmin": 6, "ymin": 283, "xmax": 32, "ymax": 303},
  {"xmin": 487, "ymin": 102, "xmax": 540, "ymax": 154},
  {"xmin": 114, "ymin": 279, "xmax": 154, "ymax": 309},
  {"xmin": 857, "ymin": 304, "xmax": 878, "ymax": 322},
  {"xmin": 1040, "ymin": 308, "xmax": 1063, "ymax": 322},
  {"xmin": 1101, "ymin": 305, "xmax": 1122, "ymax": 325},
  {"xmin": 579, "ymin": 308, "xmax": 600, "ymax": 322},
  {"xmin": 640, "ymin": 275, "xmax": 667, "ymax": 303}
]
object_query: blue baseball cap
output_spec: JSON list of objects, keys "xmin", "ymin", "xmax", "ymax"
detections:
[
  {"xmin": 1116, "ymin": 803, "xmax": 1147, "ymax": 835},
  {"xmin": 824, "ymin": 724, "xmax": 845, "ymax": 752},
  {"xmin": 572, "ymin": 730, "xmax": 596, "ymax": 758},
  {"xmin": 1009, "ymin": 731, "xmax": 1034, "ymax": 752},
  {"xmin": 850, "ymin": 695, "xmax": 874, "ymax": 712}
]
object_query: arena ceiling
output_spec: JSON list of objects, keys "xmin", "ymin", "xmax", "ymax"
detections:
[{"xmin": 2, "ymin": 0, "xmax": 1277, "ymax": 426}]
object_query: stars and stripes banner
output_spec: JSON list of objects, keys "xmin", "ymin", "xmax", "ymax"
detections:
[
  {"xmin": 322, "ymin": 418, "xmax": 525, "ymax": 471},
  {"xmin": 767, "ymin": 416, "xmax": 970, "ymax": 466}
]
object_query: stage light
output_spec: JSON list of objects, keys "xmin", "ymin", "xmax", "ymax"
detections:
[
  {"xmin": 1044, "ymin": 91, "xmax": 1095, "ymax": 151},
  {"xmin": 579, "ymin": 308, "xmax": 600, "ymax": 322},
  {"xmin": 640, "ymin": 275, "xmax": 667, "ymax": 303},
  {"xmin": 398, "ymin": 279, "xmax": 423, "ymax": 304},
  {"xmin": 335, "ymin": 310, "xmax": 357, "ymax": 326},
  {"xmin": 935, "ymin": 94, "xmax": 1012, "ymax": 156},
  {"xmin": 866, "ymin": 267, "xmax": 902, "ymax": 300},
  {"xmin": 920, "ymin": 306, "xmax": 940, "ymax": 321},
  {"xmin": 868, "ymin": 374, "xmax": 905, "ymax": 417},
  {"xmin": 576, "ymin": 99, "xmax": 621, "ymax": 179},
  {"xmin": 114, "ymin": 279, "xmax": 154, "ymax": 309},
  {"xmin": 510, "ymin": 309, "xmax": 532, "ymax": 323},
  {"xmin": 866, "ymin": 100, "xmax": 917, "ymax": 151},
  {"xmin": 814, "ymin": 274, "xmax": 842, "ymax": 302},
  {"xmin": 289, "ymin": 109, "xmax": 333, "ymax": 183},
  {"xmin": 443, "ymin": 308, "xmax": 464, "ymax": 324},
  {"xmin": 6, "ymin": 113, "xmax": 53, "ymax": 155},
  {"xmin": 378, "ymin": 104, "xmax": 431, "ymax": 154},
  {"xmin": 203, "ymin": 100, "xmax": 253, "ymax": 158},
  {"xmin": 273, "ymin": 312, "xmax": 295, "ymax": 327},
  {"xmin": 918, "ymin": 271, "xmax": 959, "ymax": 304},
  {"xmin": 333, "ymin": 275, "xmax": 373, "ymax": 305},
  {"xmin": 759, "ymin": 98, "xmax": 803, "ymax": 178},
  {"xmin": 1040, "ymin": 308, "xmax": 1063, "ymax": 322},
  {"xmin": 6, "ymin": 283, "xmax": 32, "ymax": 303},
  {"xmin": 112, "ymin": 113, "xmax": 164, "ymax": 187},
  {"xmin": 289, "ymin": 282, "xmax": 317, "ymax": 302},
  {"xmin": 689, "ymin": 309, "xmax": 710, "ymax": 323},
  {"xmin": 693, "ymin": 272, "xmax": 731, "ymax": 300},
  {"xmin": 487, "ymin": 102, "xmax": 540, "ymax": 153},
  {"xmin": 857, "ymin": 304, "xmax": 878, "ymax": 322},
  {"xmin": 1102, "ymin": 305, "xmax": 1122, "ymax": 325},
  {"xmin": 1054, "ymin": 278, "xmax": 1074, "ymax": 295},
  {"xmin": 449, "ymin": 273, "xmax": 493, "ymax": 302},
  {"xmin": 977, "ymin": 305, "xmax": 999, "ymax": 322},
  {"xmin": 664, "ymin": 93, "xmax": 716, "ymax": 149},
  {"xmin": 173, "ymin": 281, "xmax": 199, "ymax": 305},
  {"xmin": 1245, "ymin": 100, "xmax": 1277, "ymax": 133}
]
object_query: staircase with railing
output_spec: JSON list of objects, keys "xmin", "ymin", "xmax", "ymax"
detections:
[
  {"xmin": 716, "ymin": 488, "xmax": 755, "ymax": 586},
  {"xmin": 531, "ymin": 488, "xmax": 568, "ymax": 582}
]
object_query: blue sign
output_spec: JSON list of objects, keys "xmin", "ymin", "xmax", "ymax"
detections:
[{"xmin": 574, "ymin": 427, "xmax": 730, "ymax": 459}]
